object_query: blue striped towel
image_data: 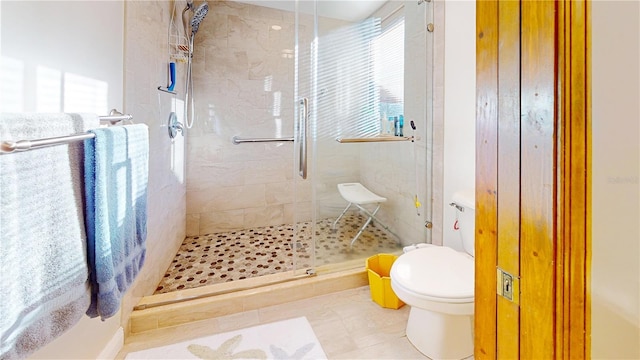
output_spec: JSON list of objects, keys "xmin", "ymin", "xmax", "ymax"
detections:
[{"xmin": 84, "ymin": 124, "xmax": 149, "ymax": 320}]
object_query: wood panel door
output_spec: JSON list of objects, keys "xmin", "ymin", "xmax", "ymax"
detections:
[{"xmin": 475, "ymin": 1, "xmax": 591, "ymax": 358}]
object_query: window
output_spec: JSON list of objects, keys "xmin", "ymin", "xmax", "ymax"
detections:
[{"xmin": 373, "ymin": 17, "xmax": 405, "ymax": 127}]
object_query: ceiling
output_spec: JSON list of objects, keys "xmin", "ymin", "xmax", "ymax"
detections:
[{"xmin": 232, "ymin": 0, "xmax": 388, "ymax": 22}]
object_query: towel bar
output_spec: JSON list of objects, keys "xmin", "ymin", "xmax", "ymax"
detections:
[
  {"xmin": 1, "ymin": 111, "xmax": 134, "ymax": 154},
  {"xmin": 99, "ymin": 109, "xmax": 133, "ymax": 125},
  {"xmin": 1, "ymin": 133, "xmax": 96, "ymax": 154}
]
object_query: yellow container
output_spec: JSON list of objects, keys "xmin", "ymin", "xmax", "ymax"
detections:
[{"xmin": 366, "ymin": 254, "xmax": 404, "ymax": 309}]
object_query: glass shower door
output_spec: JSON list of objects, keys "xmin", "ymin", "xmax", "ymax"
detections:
[
  {"xmin": 292, "ymin": 0, "xmax": 433, "ymax": 276},
  {"xmin": 290, "ymin": 2, "xmax": 315, "ymax": 276}
]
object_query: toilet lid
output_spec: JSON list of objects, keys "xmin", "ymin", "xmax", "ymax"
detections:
[{"xmin": 391, "ymin": 247, "xmax": 474, "ymax": 300}]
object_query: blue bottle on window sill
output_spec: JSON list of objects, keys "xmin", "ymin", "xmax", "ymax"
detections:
[
  {"xmin": 394, "ymin": 115, "xmax": 404, "ymax": 136},
  {"xmin": 393, "ymin": 116, "xmax": 400, "ymax": 136}
]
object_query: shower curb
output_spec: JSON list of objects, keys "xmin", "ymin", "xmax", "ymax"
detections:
[{"xmin": 127, "ymin": 267, "xmax": 368, "ymax": 334}]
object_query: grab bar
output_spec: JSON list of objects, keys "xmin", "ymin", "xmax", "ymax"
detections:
[{"xmin": 231, "ymin": 136, "xmax": 294, "ymax": 145}]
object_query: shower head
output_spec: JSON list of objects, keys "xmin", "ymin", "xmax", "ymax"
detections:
[{"xmin": 190, "ymin": 2, "xmax": 209, "ymax": 37}]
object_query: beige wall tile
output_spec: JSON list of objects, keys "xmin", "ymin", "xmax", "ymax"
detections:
[
  {"xmin": 243, "ymin": 205, "xmax": 285, "ymax": 228},
  {"xmin": 186, "ymin": 213, "xmax": 200, "ymax": 237},
  {"xmin": 265, "ymin": 181, "xmax": 294, "ymax": 205},
  {"xmin": 121, "ymin": 0, "xmax": 187, "ymax": 329},
  {"xmin": 244, "ymin": 158, "xmax": 293, "ymax": 184},
  {"xmin": 199, "ymin": 209, "xmax": 245, "ymax": 234},
  {"xmin": 187, "ymin": 1, "xmax": 297, "ymax": 235},
  {"xmin": 187, "ymin": 184, "xmax": 266, "ymax": 214},
  {"xmin": 187, "ymin": 161, "xmax": 245, "ymax": 191},
  {"xmin": 284, "ymin": 201, "xmax": 313, "ymax": 224}
]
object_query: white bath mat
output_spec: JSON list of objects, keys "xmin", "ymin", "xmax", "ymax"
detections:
[{"xmin": 125, "ymin": 317, "xmax": 327, "ymax": 359}]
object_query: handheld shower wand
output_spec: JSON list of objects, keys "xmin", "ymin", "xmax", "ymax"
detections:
[{"xmin": 182, "ymin": 1, "xmax": 195, "ymax": 45}]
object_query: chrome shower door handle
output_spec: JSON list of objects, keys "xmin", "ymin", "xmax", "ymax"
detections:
[{"xmin": 298, "ymin": 97, "xmax": 309, "ymax": 179}]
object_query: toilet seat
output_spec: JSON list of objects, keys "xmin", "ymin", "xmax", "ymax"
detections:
[{"xmin": 390, "ymin": 247, "xmax": 474, "ymax": 302}]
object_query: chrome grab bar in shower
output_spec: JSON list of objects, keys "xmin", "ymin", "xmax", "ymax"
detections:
[
  {"xmin": 231, "ymin": 136, "xmax": 294, "ymax": 145},
  {"xmin": 298, "ymin": 97, "xmax": 309, "ymax": 180},
  {"xmin": 230, "ymin": 97, "xmax": 308, "ymax": 179}
]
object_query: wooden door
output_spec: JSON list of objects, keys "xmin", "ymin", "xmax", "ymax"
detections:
[{"xmin": 475, "ymin": 1, "xmax": 591, "ymax": 358}]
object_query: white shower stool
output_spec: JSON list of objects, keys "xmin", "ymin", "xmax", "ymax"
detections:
[{"xmin": 332, "ymin": 182, "xmax": 399, "ymax": 248}]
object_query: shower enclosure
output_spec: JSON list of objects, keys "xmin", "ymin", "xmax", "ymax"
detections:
[{"xmin": 172, "ymin": 0, "xmax": 432, "ymax": 293}]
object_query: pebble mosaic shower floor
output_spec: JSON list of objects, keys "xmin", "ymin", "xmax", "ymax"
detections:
[{"xmin": 154, "ymin": 214, "xmax": 401, "ymax": 294}]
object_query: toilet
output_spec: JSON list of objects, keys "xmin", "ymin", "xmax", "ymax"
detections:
[{"xmin": 390, "ymin": 189, "xmax": 475, "ymax": 359}]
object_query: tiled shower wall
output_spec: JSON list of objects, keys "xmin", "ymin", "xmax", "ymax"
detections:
[
  {"xmin": 186, "ymin": 1, "xmax": 306, "ymax": 236},
  {"xmin": 122, "ymin": 0, "xmax": 187, "ymax": 322},
  {"xmin": 186, "ymin": 1, "xmax": 431, "ymax": 247}
]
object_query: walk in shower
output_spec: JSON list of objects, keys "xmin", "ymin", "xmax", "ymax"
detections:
[{"xmin": 156, "ymin": 0, "xmax": 433, "ymax": 295}]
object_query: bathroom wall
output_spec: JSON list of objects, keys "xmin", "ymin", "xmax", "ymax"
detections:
[
  {"xmin": 441, "ymin": 0, "xmax": 476, "ymax": 251},
  {"xmin": 1, "ymin": 1, "xmax": 187, "ymax": 357},
  {"xmin": 591, "ymin": 1, "xmax": 640, "ymax": 358},
  {"xmin": 186, "ymin": 1, "xmax": 306, "ymax": 235},
  {"xmin": 120, "ymin": 0, "xmax": 187, "ymax": 327},
  {"xmin": 0, "ymin": 2, "xmax": 123, "ymax": 358},
  {"xmin": 0, "ymin": 2, "xmax": 123, "ymax": 114}
]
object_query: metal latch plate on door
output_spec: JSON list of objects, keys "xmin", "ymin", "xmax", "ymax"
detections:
[{"xmin": 497, "ymin": 268, "xmax": 520, "ymax": 305}]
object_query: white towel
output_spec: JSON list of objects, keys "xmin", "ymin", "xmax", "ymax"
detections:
[{"xmin": 0, "ymin": 113, "xmax": 98, "ymax": 359}]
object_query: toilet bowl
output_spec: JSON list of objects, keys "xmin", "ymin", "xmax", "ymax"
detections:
[
  {"xmin": 390, "ymin": 189, "xmax": 475, "ymax": 359},
  {"xmin": 391, "ymin": 246, "xmax": 474, "ymax": 359}
]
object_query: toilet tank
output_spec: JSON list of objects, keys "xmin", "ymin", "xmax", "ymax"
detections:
[{"xmin": 452, "ymin": 189, "xmax": 476, "ymax": 256}]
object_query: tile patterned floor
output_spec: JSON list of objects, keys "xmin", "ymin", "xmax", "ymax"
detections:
[
  {"xmin": 155, "ymin": 214, "xmax": 401, "ymax": 294},
  {"xmin": 119, "ymin": 286, "xmax": 429, "ymax": 359}
]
